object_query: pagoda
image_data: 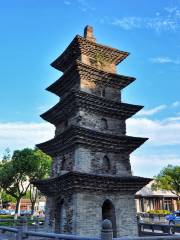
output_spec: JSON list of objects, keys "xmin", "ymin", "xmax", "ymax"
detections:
[{"xmin": 34, "ymin": 26, "xmax": 151, "ymax": 237}]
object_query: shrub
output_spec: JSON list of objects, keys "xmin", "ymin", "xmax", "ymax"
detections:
[{"xmin": 146, "ymin": 209, "xmax": 170, "ymax": 215}]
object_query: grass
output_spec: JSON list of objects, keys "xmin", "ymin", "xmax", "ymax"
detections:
[{"xmin": 0, "ymin": 215, "xmax": 44, "ymax": 227}]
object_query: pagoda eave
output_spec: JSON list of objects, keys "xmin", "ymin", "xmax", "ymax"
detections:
[
  {"xmin": 32, "ymin": 171, "xmax": 152, "ymax": 197},
  {"xmin": 36, "ymin": 126, "xmax": 148, "ymax": 157},
  {"xmin": 51, "ymin": 35, "xmax": 129, "ymax": 72},
  {"xmin": 47, "ymin": 61, "xmax": 135, "ymax": 97},
  {"xmin": 40, "ymin": 90, "xmax": 143, "ymax": 125}
]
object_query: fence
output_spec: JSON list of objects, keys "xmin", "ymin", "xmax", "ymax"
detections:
[
  {"xmin": 0, "ymin": 218, "xmax": 180, "ymax": 240},
  {"xmin": 137, "ymin": 213, "xmax": 168, "ymax": 224},
  {"xmin": 138, "ymin": 222, "xmax": 180, "ymax": 236}
]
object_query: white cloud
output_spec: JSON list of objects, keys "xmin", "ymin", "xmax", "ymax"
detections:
[
  {"xmin": 172, "ymin": 101, "xmax": 180, "ymax": 107},
  {"xmin": 0, "ymin": 118, "xmax": 179, "ymax": 177},
  {"xmin": 165, "ymin": 6, "xmax": 180, "ymax": 17},
  {"xmin": 64, "ymin": 1, "xmax": 71, "ymax": 5},
  {"xmin": 0, "ymin": 122, "xmax": 54, "ymax": 157},
  {"xmin": 105, "ymin": 6, "xmax": 180, "ymax": 32},
  {"xmin": 146, "ymin": 16, "xmax": 178, "ymax": 32},
  {"xmin": 127, "ymin": 117, "xmax": 180, "ymax": 145},
  {"xmin": 166, "ymin": 116, "xmax": 180, "ymax": 122},
  {"xmin": 112, "ymin": 17, "xmax": 142, "ymax": 30},
  {"xmin": 150, "ymin": 57, "xmax": 180, "ymax": 64},
  {"xmin": 137, "ymin": 105, "xmax": 166, "ymax": 116},
  {"xmin": 77, "ymin": 0, "xmax": 95, "ymax": 12},
  {"xmin": 131, "ymin": 153, "xmax": 180, "ymax": 177}
]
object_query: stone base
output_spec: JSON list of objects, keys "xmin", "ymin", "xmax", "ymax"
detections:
[{"xmin": 45, "ymin": 192, "xmax": 138, "ymax": 237}]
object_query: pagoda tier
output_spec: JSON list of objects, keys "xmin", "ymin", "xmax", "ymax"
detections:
[
  {"xmin": 41, "ymin": 90, "xmax": 143, "ymax": 125},
  {"xmin": 51, "ymin": 35, "xmax": 129, "ymax": 72},
  {"xmin": 47, "ymin": 61, "xmax": 135, "ymax": 97},
  {"xmin": 36, "ymin": 125, "xmax": 148, "ymax": 157},
  {"xmin": 33, "ymin": 171, "xmax": 152, "ymax": 196}
]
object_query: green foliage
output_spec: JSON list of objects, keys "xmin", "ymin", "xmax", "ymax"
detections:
[
  {"xmin": 0, "ymin": 147, "xmax": 52, "ymax": 214},
  {"xmin": 94, "ymin": 53, "xmax": 106, "ymax": 66},
  {"xmin": 152, "ymin": 165, "xmax": 180, "ymax": 197},
  {"xmin": 2, "ymin": 148, "xmax": 11, "ymax": 163},
  {"xmin": 0, "ymin": 215, "xmax": 14, "ymax": 226},
  {"xmin": 0, "ymin": 215, "xmax": 14, "ymax": 219},
  {"xmin": 30, "ymin": 148, "xmax": 51, "ymax": 180},
  {"xmin": 90, "ymin": 52, "xmax": 106, "ymax": 69},
  {"xmin": 147, "ymin": 209, "xmax": 170, "ymax": 215},
  {"xmin": 0, "ymin": 215, "xmax": 45, "ymax": 226},
  {"xmin": 1, "ymin": 191, "xmax": 16, "ymax": 203},
  {"xmin": 0, "ymin": 148, "xmax": 35, "ymax": 199}
]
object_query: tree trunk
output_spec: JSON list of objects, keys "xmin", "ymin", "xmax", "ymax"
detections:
[
  {"xmin": 14, "ymin": 197, "xmax": 21, "ymax": 219},
  {"xmin": 31, "ymin": 201, "xmax": 36, "ymax": 216},
  {"xmin": 15, "ymin": 198, "xmax": 21, "ymax": 213},
  {"xmin": 29, "ymin": 185, "xmax": 38, "ymax": 219}
]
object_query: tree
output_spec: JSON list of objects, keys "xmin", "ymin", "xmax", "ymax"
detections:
[
  {"xmin": 0, "ymin": 160, "xmax": 28, "ymax": 215},
  {"xmin": 2, "ymin": 148, "xmax": 11, "ymax": 163},
  {"xmin": 29, "ymin": 148, "xmax": 51, "ymax": 180},
  {"xmin": 0, "ymin": 148, "xmax": 51, "ymax": 217},
  {"xmin": 1, "ymin": 191, "xmax": 16, "ymax": 208},
  {"xmin": 152, "ymin": 165, "xmax": 180, "ymax": 208},
  {"xmin": 28, "ymin": 148, "xmax": 51, "ymax": 216},
  {"xmin": 0, "ymin": 149, "xmax": 34, "ymax": 215}
]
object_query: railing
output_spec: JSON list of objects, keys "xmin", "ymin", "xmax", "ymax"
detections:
[
  {"xmin": 138, "ymin": 222, "xmax": 180, "ymax": 236},
  {"xmin": 0, "ymin": 218, "xmax": 180, "ymax": 240},
  {"xmin": 0, "ymin": 216, "xmax": 45, "ymax": 231},
  {"xmin": 137, "ymin": 213, "xmax": 168, "ymax": 224}
]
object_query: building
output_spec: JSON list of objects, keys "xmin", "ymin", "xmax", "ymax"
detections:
[
  {"xmin": 5, "ymin": 197, "xmax": 46, "ymax": 212},
  {"xmin": 136, "ymin": 181, "xmax": 179, "ymax": 212},
  {"xmin": 34, "ymin": 26, "xmax": 151, "ymax": 237}
]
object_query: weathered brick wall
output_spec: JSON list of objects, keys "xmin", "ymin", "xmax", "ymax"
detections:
[
  {"xmin": 74, "ymin": 147, "xmax": 131, "ymax": 176},
  {"xmin": 44, "ymin": 197, "xmax": 55, "ymax": 230},
  {"xmin": 55, "ymin": 111, "xmax": 126, "ymax": 137},
  {"xmin": 48, "ymin": 195, "xmax": 75, "ymax": 234},
  {"xmin": 52, "ymin": 146, "xmax": 131, "ymax": 177},
  {"xmin": 80, "ymin": 79, "xmax": 121, "ymax": 102},
  {"xmin": 74, "ymin": 192, "xmax": 138, "ymax": 237},
  {"xmin": 80, "ymin": 54, "xmax": 116, "ymax": 73},
  {"xmin": 78, "ymin": 111, "xmax": 126, "ymax": 135},
  {"xmin": 51, "ymin": 152, "xmax": 74, "ymax": 177}
]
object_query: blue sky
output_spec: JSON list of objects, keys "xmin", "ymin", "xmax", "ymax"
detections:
[{"xmin": 0, "ymin": 0, "xmax": 180, "ymax": 177}]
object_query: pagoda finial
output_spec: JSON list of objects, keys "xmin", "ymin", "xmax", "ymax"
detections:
[{"xmin": 84, "ymin": 25, "xmax": 96, "ymax": 42}]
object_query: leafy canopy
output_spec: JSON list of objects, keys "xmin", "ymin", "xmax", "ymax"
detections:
[
  {"xmin": 0, "ymin": 148, "xmax": 51, "ymax": 213},
  {"xmin": 152, "ymin": 165, "xmax": 180, "ymax": 197}
]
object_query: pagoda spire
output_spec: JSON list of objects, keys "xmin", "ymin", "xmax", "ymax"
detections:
[{"xmin": 84, "ymin": 25, "xmax": 96, "ymax": 42}]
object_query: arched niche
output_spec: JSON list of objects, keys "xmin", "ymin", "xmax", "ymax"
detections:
[
  {"xmin": 61, "ymin": 155, "xmax": 73, "ymax": 172},
  {"xmin": 102, "ymin": 155, "xmax": 111, "ymax": 174},
  {"xmin": 101, "ymin": 88, "xmax": 106, "ymax": 97},
  {"xmin": 102, "ymin": 199, "xmax": 117, "ymax": 237},
  {"xmin": 101, "ymin": 118, "xmax": 108, "ymax": 130},
  {"xmin": 61, "ymin": 156, "xmax": 67, "ymax": 171}
]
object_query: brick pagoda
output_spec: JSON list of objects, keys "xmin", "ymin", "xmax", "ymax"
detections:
[{"xmin": 34, "ymin": 26, "xmax": 151, "ymax": 237}]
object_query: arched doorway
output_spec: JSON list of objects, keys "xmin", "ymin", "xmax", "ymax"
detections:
[
  {"xmin": 55, "ymin": 199, "xmax": 65, "ymax": 233},
  {"xmin": 102, "ymin": 199, "xmax": 117, "ymax": 237}
]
